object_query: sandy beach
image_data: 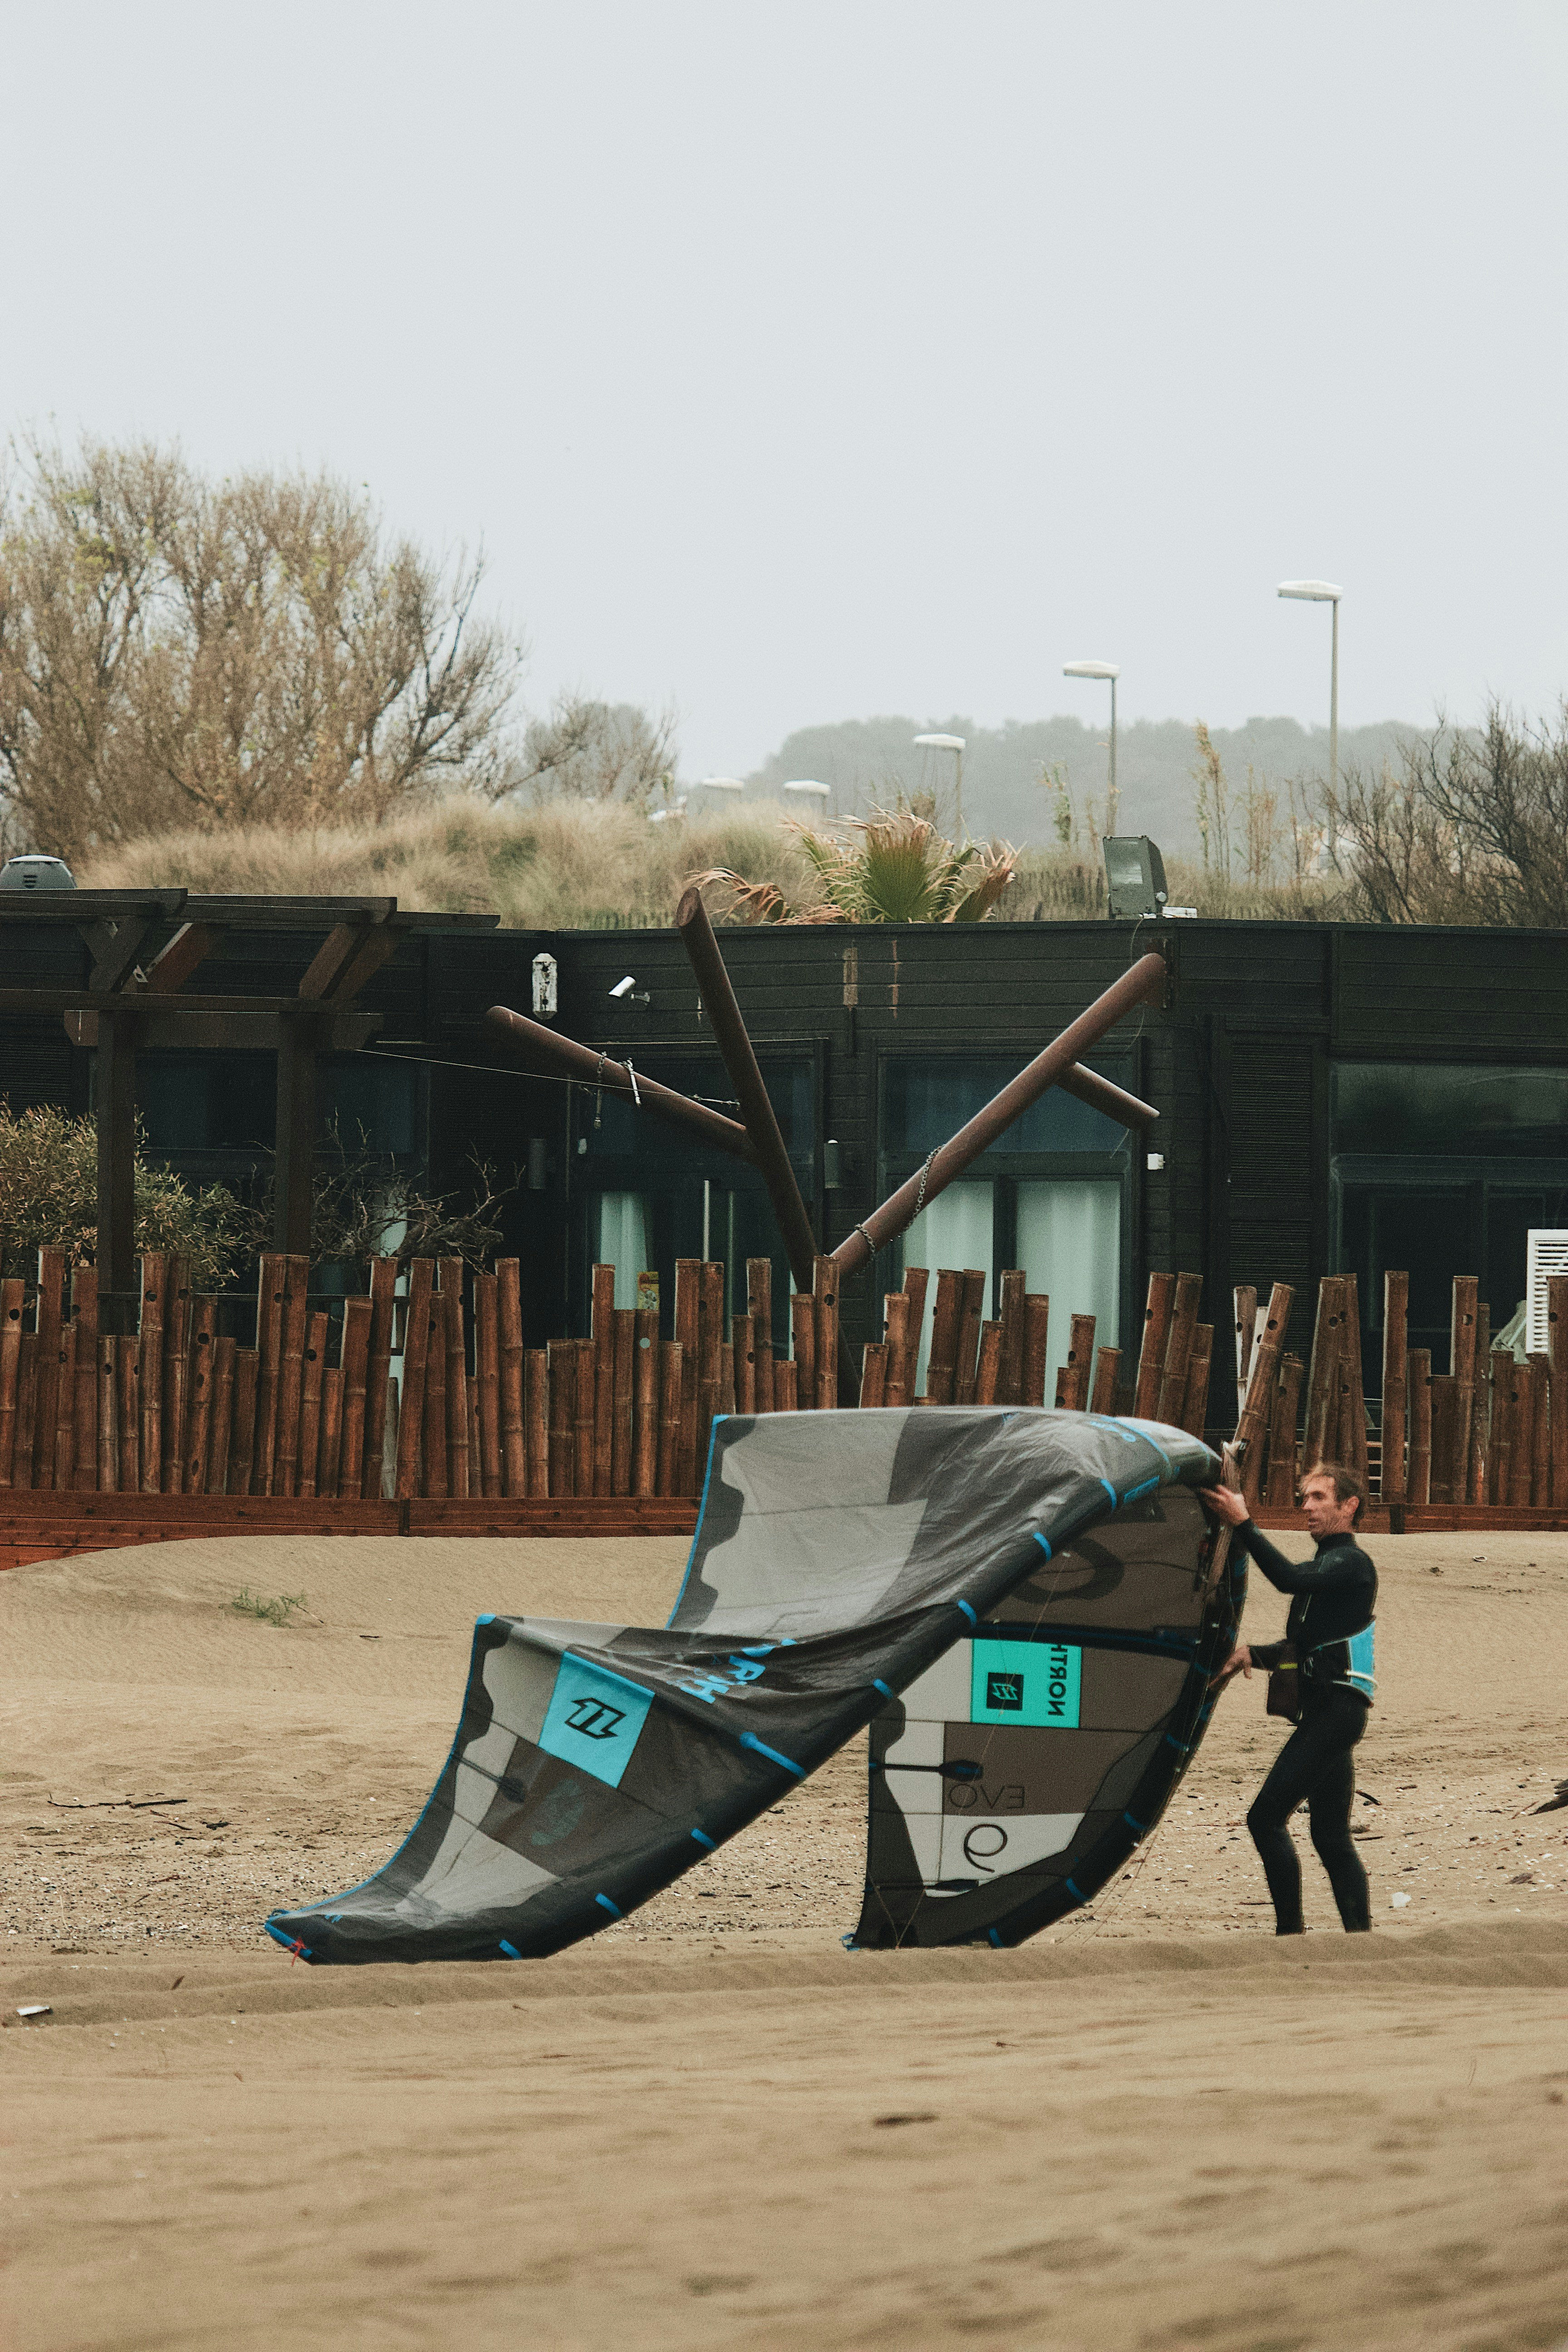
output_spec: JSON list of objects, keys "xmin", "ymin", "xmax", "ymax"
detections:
[{"xmin": 4, "ymin": 1526, "xmax": 1566, "ymax": 2349}]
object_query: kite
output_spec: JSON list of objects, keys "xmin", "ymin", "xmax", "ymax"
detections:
[{"xmin": 265, "ymin": 1407, "xmax": 1240, "ymax": 1965}]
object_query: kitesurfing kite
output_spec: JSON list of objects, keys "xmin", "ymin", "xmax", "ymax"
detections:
[{"xmin": 266, "ymin": 1407, "xmax": 1243, "ymax": 1965}]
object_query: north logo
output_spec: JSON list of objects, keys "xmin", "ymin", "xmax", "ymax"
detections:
[
  {"xmin": 986, "ymin": 1671, "xmax": 1024, "ymax": 1711},
  {"xmin": 564, "ymin": 1696, "xmax": 627, "ymax": 1740}
]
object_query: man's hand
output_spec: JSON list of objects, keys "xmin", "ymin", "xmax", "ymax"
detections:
[
  {"xmin": 1200, "ymin": 1484, "xmax": 1249, "ymax": 1528},
  {"xmin": 1210, "ymin": 1644, "xmax": 1253, "ymax": 1688}
]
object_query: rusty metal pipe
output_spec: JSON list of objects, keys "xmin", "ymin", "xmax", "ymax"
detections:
[
  {"xmin": 830, "ymin": 951, "xmax": 1167, "ymax": 1279},
  {"xmin": 483, "ymin": 1005, "xmax": 758, "ymax": 1163}
]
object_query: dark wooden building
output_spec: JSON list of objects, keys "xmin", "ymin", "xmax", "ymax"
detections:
[{"xmin": 5, "ymin": 908, "xmax": 1567, "ymax": 1431}]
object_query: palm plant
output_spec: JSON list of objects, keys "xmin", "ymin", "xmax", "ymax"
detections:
[{"xmin": 696, "ymin": 807, "xmax": 1016, "ymax": 925}]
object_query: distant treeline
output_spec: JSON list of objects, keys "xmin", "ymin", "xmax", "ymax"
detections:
[{"xmin": 749, "ymin": 712, "xmax": 1414, "ymax": 857}]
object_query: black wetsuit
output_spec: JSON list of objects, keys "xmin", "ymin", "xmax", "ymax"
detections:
[{"xmin": 1237, "ymin": 1522, "xmax": 1377, "ymax": 1935}]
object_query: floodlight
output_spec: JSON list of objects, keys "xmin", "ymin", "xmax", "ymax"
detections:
[
  {"xmin": 1061, "ymin": 661, "xmax": 1121, "ymax": 681},
  {"xmin": 913, "ymin": 733, "xmax": 966, "ymax": 752},
  {"xmin": 693, "ymin": 776, "xmax": 746, "ymax": 791},
  {"xmin": 1102, "ymin": 835, "xmax": 1169, "ymax": 920},
  {"xmin": 1276, "ymin": 581, "xmax": 1342, "ymax": 601}
]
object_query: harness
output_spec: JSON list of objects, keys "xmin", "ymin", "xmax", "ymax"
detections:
[{"xmin": 1300, "ymin": 1623, "xmax": 1376, "ymax": 1700}]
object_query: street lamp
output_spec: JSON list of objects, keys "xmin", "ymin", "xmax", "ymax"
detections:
[
  {"xmin": 692, "ymin": 776, "xmax": 746, "ymax": 795},
  {"xmin": 784, "ymin": 779, "xmax": 833, "ymax": 816},
  {"xmin": 1277, "ymin": 581, "xmax": 1343, "ymax": 797},
  {"xmin": 1062, "ymin": 662, "xmax": 1121, "ymax": 833},
  {"xmin": 913, "ymin": 733, "xmax": 966, "ymax": 837}
]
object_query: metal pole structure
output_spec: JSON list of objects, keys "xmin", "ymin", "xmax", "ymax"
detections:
[
  {"xmin": 1108, "ymin": 674, "xmax": 1118, "ymax": 834},
  {"xmin": 484, "ymin": 1005, "xmax": 759, "ymax": 1164},
  {"xmin": 675, "ymin": 885, "xmax": 821, "ymax": 1294},
  {"xmin": 830, "ymin": 951, "xmax": 1168, "ymax": 1279},
  {"xmin": 1329, "ymin": 595, "xmax": 1339, "ymax": 801},
  {"xmin": 954, "ymin": 744, "xmax": 964, "ymax": 841}
]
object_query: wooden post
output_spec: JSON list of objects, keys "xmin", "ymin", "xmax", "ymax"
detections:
[
  {"xmin": 1548, "ymin": 1277, "xmax": 1568, "ymax": 1506},
  {"xmin": 1427, "ymin": 1374, "xmax": 1459, "ymax": 1505},
  {"xmin": 1485, "ymin": 1347, "xmax": 1512, "ymax": 1504},
  {"xmin": 882, "ymin": 1294, "xmax": 911, "ymax": 1408},
  {"xmin": 997, "ymin": 1269, "xmax": 1025, "ymax": 1406},
  {"xmin": 591, "ymin": 1262, "xmax": 616, "ymax": 1498},
  {"xmin": 52, "ymin": 1322, "xmax": 76, "ymax": 1493},
  {"xmin": 12, "ymin": 1330, "xmax": 35, "ymax": 1492},
  {"xmin": 790, "ymin": 1292, "xmax": 816, "ymax": 1409},
  {"xmin": 954, "ymin": 1269, "xmax": 986, "ymax": 1405},
  {"xmin": 137, "ymin": 1254, "xmax": 167, "ymax": 1494},
  {"xmin": 1023, "ymin": 1296, "xmax": 1052, "ymax": 1408},
  {"xmin": 318, "ymin": 1365, "xmax": 344, "ymax": 1499},
  {"xmin": 1158, "ymin": 1273, "xmax": 1202, "ymax": 1425},
  {"xmin": 1090, "ymin": 1344, "xmax": 1121, "ymax": 1414},
  {"xmin": 1303, "ymin": 1277, "xmax": 1344, "ymax": 1463},
  {"xmin": 900, "ymin": 1265, "xmax": 929, "ymax": 1403},
  {"xmin": 1507, "ymin": 1361, "xmax": 1534, "ymax": 1507},
  {"xmin": 524, "ymin": 1347, "xmax": 549, "ymax": 1496},
  {"xmin": 718, "ymin": 1340, "xmax": 735, "ymax": 1417},
  {"xmin": 441, "ymin": 1261, "xmax": 470, "ymax": 1502},
  {"xmin": 71, "ymin": 1263, "xmax": 98, "ymax": 1493},
  {"xmin": 1064, "ymin": 1313, "xmax": 1097, "ymax": 1411},
  {"xmin": 296, "ymin": 1310, "xmax": 328, "ymax": 1496},
  {"xmin": 337, "ymin": 1297, "xmax": 372, "ymax": 1502},
  {"xmin": 656, "ymin": 1340, "xmax": 682, "ymax": 1493},
  {"xmin": 393, "ymin": 1257, "xmax": 434, "ymax": 1500},
  {"xmin": 732, "ymin": 1312, "xmax": 755, "ymax": 1416},
  {"xmin": 33, "ymin": 1248, "xmax": 66, "ymax": 1492},
  {"xmin": 116, "ymin": 1334, "xmax": 139, "ymax": 1493},
  {"xmin": 573, "ymin": 1336, "xmax": 596, "ymax": 1494},
  {"xmin": 95, "ymin": 1007, "xmax": 138, "ymax": 1339},
  {"xmin": 1265, "ymin": 1354, "xmax": 1306, "ymax": 1507},
  {"xmin": 1528, "ymin": 1351, "xmax": 1551, "ymax": 1507},
  {"xmin": 547, "ymin": 1338, "xmax": 575, "ymax": 1498},
  {"xmin": 420, "ymin": 1274, "xmax": 448, "ymax": 1499},
  {"xmin": 1181, "ymin": 1322, "xmax": 1213, "ymax": 1438},
  {"xmin": 925, "ymin": 1270, "xmax": 963, "ymax": 1405},
  {"xmin": 160, "ymin": 1255, "xmax": 191, "ymax": 1494},
  {"xmin": 1406, "ymin": 1348, "xmax": 1432, "ymax": 1504},
  {"xmin": 675, "ymin": 1259, "xmax": 700, "ymax": 1489},
  {"xmin": 0, "ymin": 1278, "xmax": 22, "ymax": 1486},
  {"xmin": 1466, "ymin": 1300, "xmax": 1490, "ymax": 1503},
  {"xmin": 272, "ymin": 1255, "xmax": 310, "ymax": 1497},
  {"xmin": 700, "ymin": 1260, "xmax": 725, "ymax": 1437},
  {"xmin": 1134, "ymin": 1271, "xmax": 1174, "ymax": 1418},
  {"xmin": 612, "ymin": 1308, "xmax": 636, "ymax": 1492},
  {"xmin": 363, "ymin": 1256, "xmax": 397, "ymax": 1501},
  {"xmin": 747, "ymin": 1259, "xmax": 774, "ymax": 1412},
  {"xmin": 273, "ymin": 1016, "xmax": 319, "ymax": 1259},
  {"xmin": 773, "ymin": 1357, "xmax": 799, "ymax": 1411},
  {"xmin": 1339, "ymin": 1273, "xmax": 1369, "ymax": 1484},
  {"xmin": 183, "ymin": 1298, "xmax": 218, "ymax": 1493},
  {"xmin": 1234, "ymin": 1285, "xmax": 1258, "ymax": 1420},
  {"xmin": 207, "ymin": 1334, "xmax": 236, "ymax": 1496},
  {"xmin": 812, "ymin": 1254, "xmax": 838, "ymax": 1411},
  {"xmin": 496, "ymin": 1260, "xmax": 524, "ymax": 1497},
  {"xmin": 633, "ymin": 1310, "xmax": 658, "ymax": 1496},
  {"xmin": 975, "ymin": 1321, "xmax": 1002, "ymax": 1404},
  {"xmin": 1381, "ymin": 1269, "xmax": 1408, "ymax": 1503},
  {"xmin": 1450, "ymin": 1274, "xmax": 1478, "ymax": 1499},
  {"xmin": 251, "ymin": 1254, "xmax": 284, "ymax": 1495},
  {"xmin": 227, "ymin": 1348, "xmax": 258, "ymax": 1496},
  {"xmin": 859, "ymin": 1342, "xmax": 889, "ymax": 1406},
  {"xmin": 96, "ymin": 1333, "xmax": 119, "ymax": 1493},
  {"xmin": 1235, "ymin": 1322, "xmax": 1284, "ymax": 1509}
]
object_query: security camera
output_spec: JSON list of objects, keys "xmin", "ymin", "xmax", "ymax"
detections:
[{"xmin": 609, "ymin": 975, "xmax": 637, "ymax": 999}]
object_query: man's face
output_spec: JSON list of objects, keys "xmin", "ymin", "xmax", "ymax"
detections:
[{"xmin": 1301, "ymin": 1475, "xmax": 1359, "ymax": 1539}]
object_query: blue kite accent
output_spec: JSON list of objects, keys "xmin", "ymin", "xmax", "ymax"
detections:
[
  {"xmin": 739, "ymin": 1731, "xmax": 804, "ymax": 1778},
  {"xmin": 690, "ymin": 1828, "xmax": 716, "ymax": 1849},
  {"xmin": 594, "ymin": 1893, "xmax": 622, "ymax": 1918},
  {"xmin": 499, "ymin": 1939, "xmax": 521, "ymax": 1958}
]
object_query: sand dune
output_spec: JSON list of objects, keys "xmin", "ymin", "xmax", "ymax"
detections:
[{"xmin": 3, "ymin": 1526, "xmax": 1566, "ymax": 2348}]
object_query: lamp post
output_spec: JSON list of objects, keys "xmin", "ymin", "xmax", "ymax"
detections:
[
  {"xmin": 1062, "ymin": 662, "xmax": 1121, "ymax": 833},
  {"xmin": 693, "ymin": 776, "xmax": 746, "ymax": 796},
  {"xmin": 1277, "ymin": 581, "xmax": 1343, "ymax": 797},
  {"xmin": 784, "ymin": 779, "xmax": 833, "ymax": 816},
  {"xmin": 913, "ymin": 733, "xmax": 966, "ymax": 837}
]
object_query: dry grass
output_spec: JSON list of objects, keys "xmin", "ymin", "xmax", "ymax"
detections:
[
  {"xmin": 82, "ymin": 799, "xmax": 1344, "ymax": 927},
  {"xmin": 82, "ymin": 798, "xmax": 823, "ymax": 930}
]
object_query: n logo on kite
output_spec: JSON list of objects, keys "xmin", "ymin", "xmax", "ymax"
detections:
[{"xmin": 564, "ymin": 1697, "xmax": 626, "ymax": 1740}]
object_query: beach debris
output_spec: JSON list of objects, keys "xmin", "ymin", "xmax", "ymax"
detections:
[
  {"xmin": 873, "ymin": 2113, "xmax": 937, "ymax": 2128},
  {"xmin": 1533, "ymin": 1780, "xmax": 1568, "ymax": 1815},
  {"xmin": 1357, "ymin": 1789, "xmax": 1381, "ymax": 1805},
  {"xmin": 1510, "ymin": 1872, "xmax": 1537, "ymax": 1885},
  {"xmin": 232, "ymin": 1588, "xmax": 307, "ymax": 1628},
  {"xmin": 49, "ymin": 1795, "xmax": 186, "ymax": 1810},
  {"xmin": 1390, "ymin": 1892, "xmax": 1411, "ymax": 1908},
  {"xmin": 16, "ymin": 2005, "xmax": 51, "ymax": 2020}
]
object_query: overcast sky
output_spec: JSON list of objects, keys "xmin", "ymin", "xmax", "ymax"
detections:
[{"xmin": 5, "ymin": 1, "xmax": 1565, "ymax": 777}]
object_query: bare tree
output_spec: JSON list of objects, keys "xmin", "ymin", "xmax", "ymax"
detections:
[
  {"xmin": 514, "ymin": 693, "xmax": 678, "ymax": 808},
  {"xmin": 0, "ymin": 435, "xmax": 525, "ymax": 858},
  {"xmin": 1324, "ymin": 702, "xmax": 1568, "ymax": 927}
]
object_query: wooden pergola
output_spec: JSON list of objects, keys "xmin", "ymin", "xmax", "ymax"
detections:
[{"xmin": 0, "ymin": 889, "xmax": 498, "ymax": 1328}]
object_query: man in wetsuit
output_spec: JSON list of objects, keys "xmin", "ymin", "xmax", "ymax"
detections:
[{"xmin": 1200, "ymin": 1462, "xmax": 1376, "ymax": 1936}]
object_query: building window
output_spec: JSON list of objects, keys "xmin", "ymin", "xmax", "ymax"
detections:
[{"xmin": 597, "ymin": 1193, "xmax": 654, "ymax": 1310}]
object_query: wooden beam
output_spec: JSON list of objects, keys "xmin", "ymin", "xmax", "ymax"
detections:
[
  {"xmin": 274, "ymin": 1021, "xmax": 320, "ymax": 1258},
  {"xmin": 141, "ymin": 921, "xmax": 221, "ymax": 993},
  {"xmin": 94, "ymin": 1010, "xmax": 138, "ymax": 1337},
  {"xmin": 484, "ymin": 1005, "xmax": 758, "ymax": 1162}
]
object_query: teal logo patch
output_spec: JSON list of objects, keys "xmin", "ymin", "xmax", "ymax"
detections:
[
  {"xmin": 970, "ymin": 1639, "xmax": 1081, "ymax": 1729},
  {"xmin": 539, "ymin": 1656, "xmax": 654, "ymax": 1788}
]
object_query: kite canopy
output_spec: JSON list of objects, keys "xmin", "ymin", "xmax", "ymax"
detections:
[{"xmin": 266, "ymin": 1409, "xmax": 1236, "ymax": 1966}]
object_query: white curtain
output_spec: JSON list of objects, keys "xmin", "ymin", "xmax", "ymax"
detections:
[
  {"xmin": 1015, "ymin": 1179, "xmax": 1121, "ymax": 1401},
  {"xmin": 597, "ymin": 1193, "xmax": 652, "ymax": 1310},
  {"xmin": 901, "ymin": 1181, "xmax": 994, "ymax": 1389}
]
